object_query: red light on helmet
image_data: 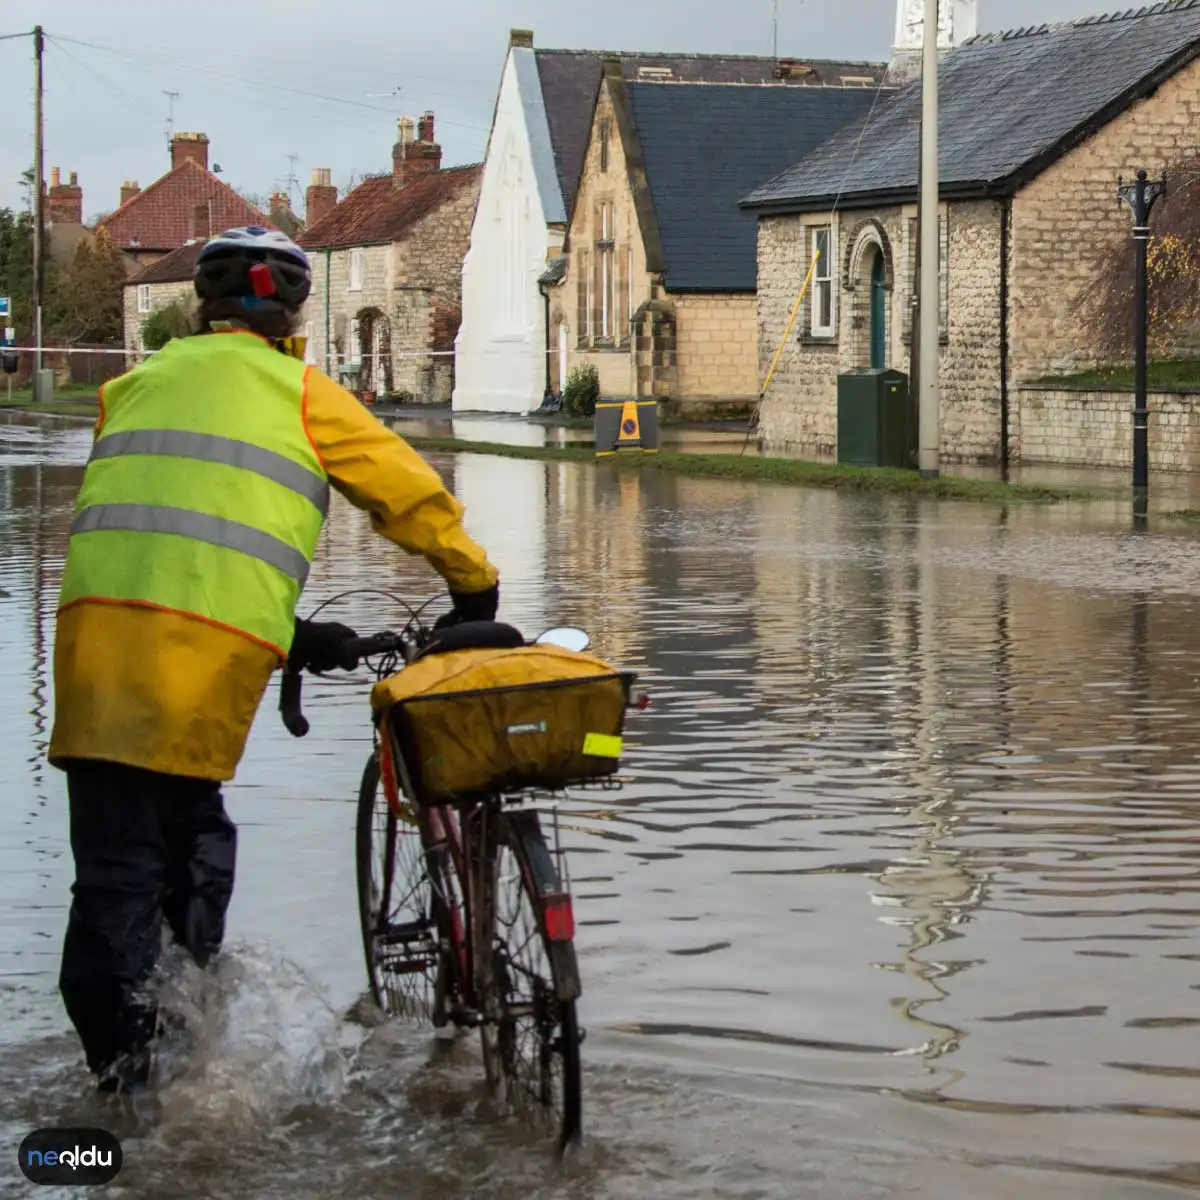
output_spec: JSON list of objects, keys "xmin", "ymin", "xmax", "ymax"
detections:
[{"xmin": 249, "ymin": 262, "xmax": 276, "ymax": 298}]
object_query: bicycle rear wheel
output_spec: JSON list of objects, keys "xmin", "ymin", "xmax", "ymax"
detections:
[
  {"xmin": 481, "ymin": 808, "xmax": 583, "ymax": 1154},
  {"xmin": 355, "ymin": 752, "xmax": 439, "ymax": 1019}
]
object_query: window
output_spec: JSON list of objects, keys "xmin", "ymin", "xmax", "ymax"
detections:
[
  {"xmin": 904, "ymin": 215, "xmax": 949, "ymax": 340},
  {"xmin": 348, "ymin": 247, "xmax": 364, "ymax": 292},
  {"xmin": 349, "ymin": 317, "xmax": 362, "ymax": 364},
  {"xmin": 576, "ymin": 249, "xmax": 591, "ymax": 346},
  {"xmin": 136, "ymin": 284, "xmax": 152, "ymax": 314},
  {"xmin": 810, "ymin": 225, "xmax": 835, "ymax": 337},
  {"xmin": 599, "ymin": 118, "xmax": 611, "ymax": 173},
  {"xmin": 594, "ymin": 201, "xmax": 617, "ymax": 342}
]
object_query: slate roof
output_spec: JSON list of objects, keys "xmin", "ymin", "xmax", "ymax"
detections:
[
  {"xmin": 744, "ymin": 0, "xmax": 1200, "ymax": 212},
  {"xmin": 299, "ymin": 165, "xmax": 481, "ymax": 250},
  {"xmin": 535, "ymin": 50, "xmax": 886, "ymax": 217},
  {"xmin": 98, "ymin": 158, "xmax": 271, "ymax": 252},
  {"xmin": 628, "ymin": 83, "xmax": 885, "ymax": 291},
  {"xmin": 127, "ymin": 240, "xmax": 205, "ymax": 286}
]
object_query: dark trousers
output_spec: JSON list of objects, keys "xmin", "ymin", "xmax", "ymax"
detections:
[{"xmin": 59, "ymin": 760, "xmax": 237, "ymax": 1081}]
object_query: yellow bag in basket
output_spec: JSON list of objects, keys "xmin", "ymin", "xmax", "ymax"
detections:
[{"xmin": 370, "ymin": 644, "xmax": 635, "ymax": 802}]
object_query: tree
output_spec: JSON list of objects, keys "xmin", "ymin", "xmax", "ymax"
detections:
[
  {"xmin": 1080, "ymin": 154, "xmax": 1200, "ymax": 360},
  {"xmin": 56, "ymin": 228, "xmax": 128, "ymax": 344},
  {"xmin": 140, "ymin": 298, "xmax": 193, "ymax": 350}
]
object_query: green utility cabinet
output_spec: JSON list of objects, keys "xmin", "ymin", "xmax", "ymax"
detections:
[{"xmin": 836, "ymin": 369, "xmax": 911, "ymax": 468}]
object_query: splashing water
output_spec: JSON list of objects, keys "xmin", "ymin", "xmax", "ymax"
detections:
[{"xmin": 150, "ymin": 942, "xmax": 351, "ymax": 1131}]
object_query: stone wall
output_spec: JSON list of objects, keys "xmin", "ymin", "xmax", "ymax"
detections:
[
  {"xmin": 1009, "ymin": 55, "xmax": 1200, "ymax": 381},
  {"xmin": 302, "ymin": 174, "xmax": 478, "ymax": 402},
  {"xmin": 756, "ymin": 200, "xmax": 1004, "ymax": 462},
  {"xmin": 122, "ymin": 281, "xmax": 193, "ymax": 355},
  {"xmin": 674, "ymin": 294, "xmax": 759, "ymax": 403},
  {"xmin": 1016, "ymin": 386, "xmax": 1200, "ymax": 471}
]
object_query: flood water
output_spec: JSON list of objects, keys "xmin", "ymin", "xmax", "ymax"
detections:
[{"xmin": 3, "ymin": 412, "xmax": 1200, "ymax": 1198}]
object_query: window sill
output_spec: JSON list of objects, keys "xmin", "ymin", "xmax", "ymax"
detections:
[
  {"xmin": 901, "ymin": 334, "xmax": 951, "ymax": 347},
  {"xmin": 800, "ymin": 333, "xmax": 838, "ymax": 348}
]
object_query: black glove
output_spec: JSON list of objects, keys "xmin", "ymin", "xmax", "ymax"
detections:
[
  {"xmin": 288, "ymin": 618, "xmax": 360, "ymax": 673},
  {"xmin": 434, "ymin": 584, "xmax": 500, "ymax": 631}
]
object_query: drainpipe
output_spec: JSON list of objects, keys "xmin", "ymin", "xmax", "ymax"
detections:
[
  {"xmin": 999, "ymin": 197, "xmax": 1011, "ymax": 477},
  {"xmin": 324, "ymin": 249, "xmax": 332, "ymax": 376},
  {"xmin": 539, "ymin": 279, "xmax": 555, "ymax": 410}
]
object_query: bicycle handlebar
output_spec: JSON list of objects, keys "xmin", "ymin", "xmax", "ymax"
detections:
[{"xmin": 280, "ymin": 628, "xmax": 424, "ymax": 739}]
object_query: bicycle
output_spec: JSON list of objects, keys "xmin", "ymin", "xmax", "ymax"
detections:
[{"xmin": 278, "ymin": 595, "xmax": 645, "ymax": 1154}]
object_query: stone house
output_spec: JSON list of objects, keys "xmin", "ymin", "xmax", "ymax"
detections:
[
  {"xmin": 121, "ymin": 241, "xmax": 202, "ymax": 356},
  {"xmin": 744, "ymin": 0, "xmax": 1200, "ymax": 467},
  {"xmin": 549, "ymin": 60, "xmax": 885, "ymax": 415},
  {"xmin": 455, "ymin": 28, "xmax": 885, "ymax": 415},
  {"xmin": 98, "ymin": 133, "xmax": 272, "ymax": 274},
  {"xmin": 300, "ymin": 113, "xmax": 481, "ymax": 404}
]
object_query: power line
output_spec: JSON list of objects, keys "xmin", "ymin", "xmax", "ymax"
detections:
[
  {"xmin": 51, "ymin": 33, "xmax": 492, "ymax": 132},
  {"xmin": 0, "ymin": 30, "xmax": 33, "ymax": 42}
]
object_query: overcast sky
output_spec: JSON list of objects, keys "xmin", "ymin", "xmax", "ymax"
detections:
[{"xmin": 1, "ymin": 0, "xmax": 1109, "ymax": 221}]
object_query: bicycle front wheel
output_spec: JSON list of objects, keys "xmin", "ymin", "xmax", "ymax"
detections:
[
  {"xmin": 483, "ymin": 808, "xmax": 583, "ymax": 1154},
  {"xmin": 355, "ymin": 752, "xmax": 439, "ymax": 1020}
]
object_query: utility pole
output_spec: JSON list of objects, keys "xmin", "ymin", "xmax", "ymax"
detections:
[
  {"xmin": 917, "ymin": 0, "xmax": 940, "ymax": 477},
  {"xmin": 772, "ymin": 0, "xmax": 780, "ymax": 57},
  {"xmin": 33, "ymin": 25, "xmax": 44, "ymax": 397},
  {"xmin": 1118, "ymin": 168, "xmax": 1167, "ymax": 525}
]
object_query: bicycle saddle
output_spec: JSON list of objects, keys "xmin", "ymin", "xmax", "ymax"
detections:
[{"xmin": 416, "ymin": 620, "xmax": 525, "ymax": 659}]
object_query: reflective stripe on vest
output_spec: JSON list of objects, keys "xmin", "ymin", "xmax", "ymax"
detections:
[
  {"xmin": 88, "ymin": 429, "xmax": 330, "ymax": 516},
  {"xmin": 71, "ymin": 503, "xmax": 312, "ymax": 584}
]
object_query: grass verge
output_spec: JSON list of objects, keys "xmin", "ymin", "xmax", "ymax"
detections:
[
  {"xmin": 0, "ymin": 395, "xmax": 99, "ymax": 417},
  {"xmin": 1034, "ymin": 359, "xmax": 1200, "ymax": 391},
  {"xmin": 405, "ymin": 436, "xmax": 1109, "ymax": 504}
]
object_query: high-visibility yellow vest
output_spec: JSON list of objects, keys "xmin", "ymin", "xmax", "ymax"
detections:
[{"xmin": 58, "ymin": 332, "xmax": 329, "ymax": 657}]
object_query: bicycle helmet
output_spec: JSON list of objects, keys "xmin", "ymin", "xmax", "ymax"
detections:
[{"xmin": 194, "ymin": 226, "xmax": 312, "ymax": 310}]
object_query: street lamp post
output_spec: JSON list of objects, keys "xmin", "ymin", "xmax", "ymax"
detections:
[{"xmin": 1117, "ymin": 168, "xmax": 1167, "ymax": 522}]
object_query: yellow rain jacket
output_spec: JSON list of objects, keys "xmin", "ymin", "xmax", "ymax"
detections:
[{"xmin": 49, "ymin": 330, "xmax": 499, "ymax": 782}]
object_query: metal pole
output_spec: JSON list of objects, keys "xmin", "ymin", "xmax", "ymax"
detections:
[
  {"xmin": 1117, "ymin": 168, "xmax": 1166, "ymax": 524},
  {"xmin": 917, "ymin": 0, "xmax": 940, "ymax": 477},
  {"xmin": 1133, "ymin": 175, "xmax": 1149, "ymax": 514},
  {"xmin": 33, "ymin": 25, "xmax": 44, "ymax": 399}
]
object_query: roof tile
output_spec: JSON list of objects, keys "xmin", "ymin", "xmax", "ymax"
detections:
[
  {"xmin": 298, "ymin": 166, "xmax": 481, "ymax": 250},
  {"xmin": 536, "ymin": 50, "xmax": 887, "ymax": 215},
  {"xmin": 628, "ymin": 83, "xmax": 885, "ymax": 291},
  {"xmin": 744, "ymin": 0, "xmax": 1200, "ymax": 210},
  {"xmin": 99, "ymin": 158, "xmax": 271, "ymax": 252}
]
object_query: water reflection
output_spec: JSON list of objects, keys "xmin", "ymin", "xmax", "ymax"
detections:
[{"xmin": 1, "ymin": 412, "xmax": 1200, "ymax": 1196}]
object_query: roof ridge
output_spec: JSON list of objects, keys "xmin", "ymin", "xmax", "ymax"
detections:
[
  {"xmin": 535, "ymin": 46, "xmax": 884, "ymax": 67},
  {"xmin": 963, "ymin": 0, "xmax": 1200, "ymax": 45}
]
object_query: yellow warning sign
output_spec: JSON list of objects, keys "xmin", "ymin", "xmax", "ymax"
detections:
[
  {"xmin": 616, "ymin": 400, "xmax": 642, "ymax": 447},
  {"xmin": 582, "ymin": 733, "xmax": 623, "ymax": 758}
]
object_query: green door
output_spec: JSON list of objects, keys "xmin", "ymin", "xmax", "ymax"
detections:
[{"xmin": 870, "ymin": 253, "xmax": 886, "ymax": 370}]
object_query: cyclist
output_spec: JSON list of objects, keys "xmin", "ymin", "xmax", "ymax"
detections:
[{"xmin": 48, "ymin": 225, "xmax": 500, "ymax": 1093}]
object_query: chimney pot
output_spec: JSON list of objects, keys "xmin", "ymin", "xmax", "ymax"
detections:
[
  {"xmin": 50, "ymin": 167, "xmax": 60, "ymax": 188},
  {"xmin": 69, "ymin": 171, "xmax": 78, "ymax": 186},
  {"xmin": 120, "ymin": 180, "xmax": 141, "ymax": 207},
  {"xmin": 509, "ymin": 28, "xmax": 534, "ymax": 48}
]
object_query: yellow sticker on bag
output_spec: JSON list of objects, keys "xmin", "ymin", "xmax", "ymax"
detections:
[{"xmin": 583, "ymin": 733, "xmax": 622, "ymax": 758}]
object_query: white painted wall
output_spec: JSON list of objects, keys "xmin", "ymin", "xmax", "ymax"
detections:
[{"xmin": 453, "ymin": 50, "xmax": 555, "ymax": 414}]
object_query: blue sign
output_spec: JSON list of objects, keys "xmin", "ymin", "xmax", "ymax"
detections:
[{"xmin": 0, "ymin": 297, "xmax": 9, "ymax": 319}]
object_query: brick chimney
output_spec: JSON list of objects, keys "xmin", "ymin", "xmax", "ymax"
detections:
[
  {"xmin": 393, "ymin": 113, "xmax": 441, "ymax": 189},
  {"xmin": 306, "ymin": 168, "xmax": 337, "ymax": 227},
  {"xmin": 170, "ymin": 132, "xmax": 210, "ymax": 171},
  {"xmin": 269, "ymin": 191, "xmax": 292, "ymax": 225},
  {"xmin": 510, "ymin": 29, "xmax": 534, "ymax": 48},
  {"xmin": 47, "ymin": 167, "xmax": 84, "ymax": 225},
  {"xmin": 120, "ymin": 180, "xmax": 141, "ymax": 207}
]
